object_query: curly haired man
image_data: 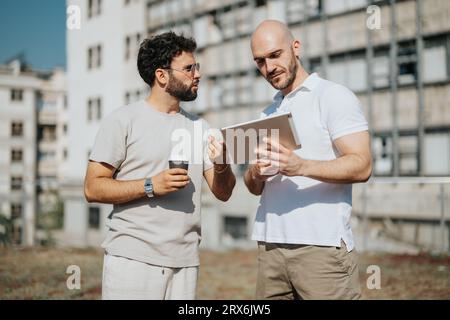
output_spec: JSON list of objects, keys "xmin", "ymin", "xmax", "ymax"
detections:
[{"xmin": 84, "ymin": 32, "xmax": 236, "ymax": 300}]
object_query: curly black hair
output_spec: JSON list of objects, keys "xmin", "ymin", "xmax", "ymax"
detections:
[{"xmin": 137, "ymin": 31, "xmax": 197, "ymax": 87}]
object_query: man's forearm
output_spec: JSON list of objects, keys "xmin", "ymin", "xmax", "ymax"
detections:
[
  {"xmin": 85, "ymin": 178, "xmax": 146, "ymax": 205},
  {"xmin": 299, "ymin": 154, "xmax": 372, "ymax": 184},
  {"xmin": 212, "ymin": 165, "xmax": 236, "ymax": 201},
  {"xmin": 244, "ymin": 166, "xmax": 265, "ymax": 196}
]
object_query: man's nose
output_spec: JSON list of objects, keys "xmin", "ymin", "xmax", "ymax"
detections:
[
  {"xmin": 194, "ymin": 68, "xmax": 201, "ymax": 80},
  {"xmin": 265, "ymin": 59, "xmax": 276, "ymax": 74}
]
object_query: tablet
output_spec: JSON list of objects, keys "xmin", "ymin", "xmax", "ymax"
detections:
[{"xmin": 221, "ymin": 112, "xmax": 301, "ymax": 164}]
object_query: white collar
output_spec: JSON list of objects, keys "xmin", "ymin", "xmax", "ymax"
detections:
[{"xmin": 273, "ymin": 72, "xmax": 320, "ymax": 102}]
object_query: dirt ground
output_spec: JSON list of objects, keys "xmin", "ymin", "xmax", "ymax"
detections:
[{"xmin": 1, "ymin": 247, "xmax": 449, "ymax": 300}]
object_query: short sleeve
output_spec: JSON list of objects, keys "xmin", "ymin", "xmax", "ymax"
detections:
[
  {"xmin": 89, "ymin": 111, "xmax": 128, "ymax": 169},
  {"xmin": 321, "ymin": 84, "xmax": 368, "ymax": 141}
]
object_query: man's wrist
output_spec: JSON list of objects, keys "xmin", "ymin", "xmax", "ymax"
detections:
[
  {"xmin": 213, "ymin": 163, "xmax": 230, "ymax": 174},
  {"xmin": 248, "ymin": 164, "xmax": 262, "ymax": 182},
  {"xmin": 296, "ymin": 159, "xmax": 308, "ymax": 177},
  {"xmin": 144, "ymin": 177, "xmax": 155, "ymax": 198},
  {"xmin": 250, "ymin": 165, "xmax": 258, "ymax": 180}
]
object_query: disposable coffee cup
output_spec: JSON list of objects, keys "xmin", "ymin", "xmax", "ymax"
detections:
[{"xmin": 169, "ymin": 160, "xmax": 189, "ymax": 171}]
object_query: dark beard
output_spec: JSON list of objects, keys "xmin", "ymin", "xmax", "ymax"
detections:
[
  {"xmin": 166, "ymin": 73, "xmax": 198, "ymax": 101},
  {"xmin": 270, "ymin": 54, "xmax": 298, "ymax": 90}
]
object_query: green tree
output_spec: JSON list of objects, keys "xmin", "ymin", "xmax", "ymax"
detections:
[
  {"xmin": 0, "ymin": 212, "xmax": 12, "ymax": 246},
  {"xmin": 36, "ymin": 193, "xmax": 64, "ymax": 246}
]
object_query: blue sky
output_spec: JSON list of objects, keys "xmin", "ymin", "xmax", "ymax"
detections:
[{"xmin": 0, "ymin": 0, "xmax": 66, "ymax": 70}]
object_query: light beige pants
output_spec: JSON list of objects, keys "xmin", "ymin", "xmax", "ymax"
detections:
[
  {"xmin": 256, "ymin": 240, "xmax": 361, "ymax": 300},
  {"xmin": 102, "ymin": 254, "xmax": 198, "ymax": 300}
]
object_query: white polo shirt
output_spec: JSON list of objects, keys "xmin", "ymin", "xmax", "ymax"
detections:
[{"xmin": 251, "ymin": 73, "xmax": 368, "ymax": 252}]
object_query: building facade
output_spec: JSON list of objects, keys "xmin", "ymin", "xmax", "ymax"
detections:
[
  {"xmin": 61, "ymin": 0, "xmax": 149, "ymax": 247},
  {"xmin": 62, "ymin": 0, "xmax": 450, "ymax": 250},
  {"xmin": 0, "ymin": 59, "xmax": 67, "ymax": 246}
]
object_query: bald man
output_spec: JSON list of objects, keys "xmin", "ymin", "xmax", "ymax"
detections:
[{"xmin": 244, "ymin": 20, "xmax": 372, "ymax": 300}]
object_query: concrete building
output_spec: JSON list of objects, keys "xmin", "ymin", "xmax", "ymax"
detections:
[
  {"xmin": 0, "ymin": 58, "xmax": 67, "ymax": 246},
  {"xmin": 62, "ymin": 0, "xmax": 450, "ymax": 251},
  {"xmin": 61, "ymin": 0, "xmax": 148, "ymax": 247}
]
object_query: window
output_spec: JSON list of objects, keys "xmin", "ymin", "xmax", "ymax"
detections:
[
  {"xmin": 88, "ymin": 45, "xmax": 102, "ymax": 69},
  {"xmin": 125, "ymin": 36, "xmax": 131, "ymax": 60},
  {"xmin": 136, "ymin": 33, "xmax": 141, "ymax": 50},
  {"xmin": 324, "ymin": 0, "xmax": 365, "ymax": 15},
  {"xmin": 88, "ymin": 48, "xmax": 93, "ymax": 69},
  {"xmin": 63, "ymin": 124, "xmax": 68, "ymax": 135},
  {"xmin": 221, "ymin": 76, "xmax": 237, "ymax": 107},
  {"xmin": 125, "ymin": 33, "xmax": 141, "ymax": 61},
  {"xmin": 11, "ymin": 176, "xmax": 23, "ymax": 191},
  {"xmin": 40, "ymin": 126, "xmax": 57, "ymax": 142},
  {"xmin": 87, "ymin": 98, "xmax": 102, "ymax": 121},
  {"xmin": 373, "ymin": 50, "xmax": 390, "ymax": 88},
  {"xmin": 11, "ymin": 149, "xmax": 23, "ymax": 163},
  {"xmin": 11, "ymin": 122, "xmax": 23, "ymax": 137},
  {"xmin": 255, "ymin": 0, "xmax": 267, "ymax": 7},
  {"xmin": 213, "ymin": 6, "xmax": 254, "ymax": 40},
  {"xmin": 96, "ymin": 98, "xmax": 102, "ymax": 119},
  {"xmin": 399, "ymin": 135, "xmax": 418, "ymax": 176},
  {"xmin": 381, "ymin": 138, "xmax": 389, "ymax": 159},
  {"xmin": 63, "ymin": 149, "xmax": 68, "ymax": 160},
  {"xmin": 87, "ymin": 99, "xmax": 93, "ymax": 121},
  {"xmin": 313, "ymin": 0, "xmax": 323, "ymax": 17},
  {"xmin": 373, "ymin": 136, "xmax": 393, "ymax": 176},
  {"xmin": 397, "ymin": 42, "xmax": 417, "ymax": 85},
  {"xmin": 286, "ymin": 0, "xmax": 322, "ymax": 23},
  {"xmin": 63, "ymin": 95, "xmax": 68, "ymax": 110},
  {"xmin": 328, "ymin": 53, "xmax": 367, "ymax": 92},
  {"xmin": 309, "ymin": 58, "xmax": 323, "ymax": 75},
  {"xmin": 424, "ymin": 37, "xmax": 448, "ymax": 83},
  {"xmin": 11, "ymin": 89, "xmax": 23, "ymax": 102},
  {"xmin": 88, "ymin": 0, "xmax": 93, "ymax": 17},
  {"xmin": 125, "ymin": 90, "xmax": 144, "ymax": 104},
  {"xmin": 223, "ymin": 216, "xmax": 247, "ymax": 240},
  {"xmin": 88, "ymin": 207, "xmax": 100, "ymax": 229},
  {"xmin": 424, "ymin": 132, "xmax": 450, "ymax": 175},
  {"xmin": 88, "ymin": 0, "xmax": 102, "ymax": 18},
  {"xmin": 97, "ymin": 45, "xmax": 102, "ymax": 68},
  {"xmin": 38, "ymin": 151, "xmax": 56, "ymax": 161},
  {"xmin": 10, "ymin": 204, "xmax": 22, "ymax": 219}
]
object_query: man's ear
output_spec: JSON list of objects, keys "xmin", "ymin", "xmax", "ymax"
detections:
[
  {"xmin": 292, "ymin": 40, "xmax": 301, "ymax": 59},
  {"xmin": 154, "ymin": 68, "xmax": 168, "ymax": 86}
]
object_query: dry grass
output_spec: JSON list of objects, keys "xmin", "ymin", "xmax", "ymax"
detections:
[
  {"xmin": 0, "ymin": 247, "xmax": 103, "ymax": 300},
  {"xmin": 1, "ymin": 247, "xmax": 449, "ymax": 300}
]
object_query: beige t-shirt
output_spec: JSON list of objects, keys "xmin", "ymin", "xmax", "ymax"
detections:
[{"xmin": 89, "ymin": 100, "xmax": 213, "ymax": 267}]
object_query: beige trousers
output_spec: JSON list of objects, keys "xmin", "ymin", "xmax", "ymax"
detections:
[
  {"xmin": 256, "ymin": 240, "xmax": 361, "ymax": 300},
  {"xmin": 102, "ymin": 254, "xmax": 198, "ymax": 300}
]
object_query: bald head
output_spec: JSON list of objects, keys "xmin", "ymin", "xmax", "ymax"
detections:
[
  {"xmin": 250, "ymin": 20, "xmax": 303, "ymax": 93},
  {"xmin": 251, "ymin": 20, "xmax": 294, "ymax": 51}
]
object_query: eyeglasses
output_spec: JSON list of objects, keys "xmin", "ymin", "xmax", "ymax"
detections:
[{"xmin": 164, "ymin": 63, "xmax": 200, "ymax": 78}]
